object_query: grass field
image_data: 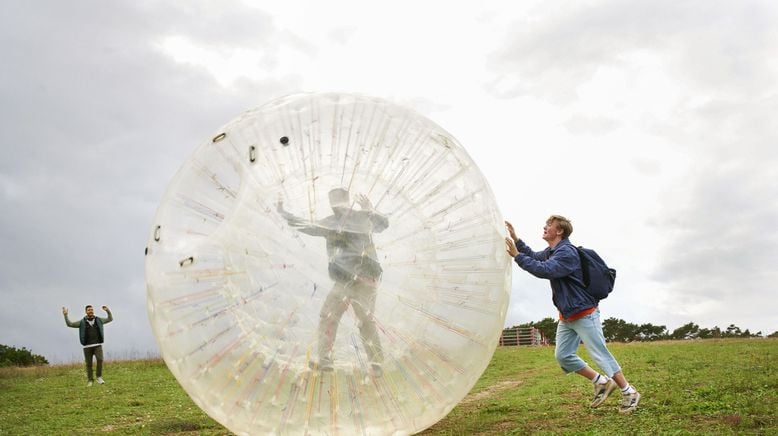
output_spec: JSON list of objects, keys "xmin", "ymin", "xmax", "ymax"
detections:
[{"xmin": 1, "ymin": 338, "xmax": 775, "ymax": 435}]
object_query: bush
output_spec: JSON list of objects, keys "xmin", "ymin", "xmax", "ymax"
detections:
[{"xmin": 0, "ymin": 344, "xmax": 49, "ymax": 367}]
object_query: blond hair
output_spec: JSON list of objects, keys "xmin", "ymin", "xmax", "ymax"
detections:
[{"xmin": 547, "ymin": 215, "xmax": 573, "ymax": 239}]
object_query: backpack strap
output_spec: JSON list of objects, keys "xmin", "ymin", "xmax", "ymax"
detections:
[{"xmin": 575, "ymin": 246, "xmax": 591, "ymax": 287}]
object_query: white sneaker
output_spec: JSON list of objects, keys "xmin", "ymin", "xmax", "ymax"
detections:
[
  {"xmin": 619, "ymin": 389, "xmax": 641, "ymax": 414},
  {"xmin": 369, "ymin": 362, "xmax": 384, "ymax": 378},
  {"xmin": 97, "ymin": 377, "xmax": 105, "ymax": 385},
  {"xmin": 308, "ymin": 360, "xmax": 334, "ymax": 372},
  {"xmin": 87, "ymin": 381, "xmax": 93, "ymax": 387},
  {"xmin": 591, "ymin": 379, "xmax": 618, "ymax": 407}
]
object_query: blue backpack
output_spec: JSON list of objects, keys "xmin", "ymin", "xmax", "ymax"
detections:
[{"xmin": 575, "ymin": 246, "xmax": 616, "ymax": 300}]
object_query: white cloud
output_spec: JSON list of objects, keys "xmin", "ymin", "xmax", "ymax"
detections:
[{"xmin": 156, "ymin": 35, "xmax": 273, "ymax": 87}]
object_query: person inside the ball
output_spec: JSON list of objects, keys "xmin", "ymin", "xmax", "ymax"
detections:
[{"xmin": 277, "ymin": 188, "xmax": 389, "ymax": 374}]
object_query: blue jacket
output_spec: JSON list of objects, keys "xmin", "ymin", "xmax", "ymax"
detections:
[{"xmin": 513, "ymin": 238, "xmax": 597, "ymax": 319}]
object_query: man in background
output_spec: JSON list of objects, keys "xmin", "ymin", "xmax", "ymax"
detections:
[{"xmin": 63, "ymin": 305, "xmax": 113, "ymax": 387}]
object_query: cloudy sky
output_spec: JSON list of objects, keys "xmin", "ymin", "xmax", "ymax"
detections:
[{"xmin": 2, "ymin": 0, "xmax": 776, "ymax": 364}]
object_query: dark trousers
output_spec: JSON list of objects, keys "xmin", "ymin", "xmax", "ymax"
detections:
[{"xmin": 83, "ymin": 345, "xmax": 103, "ymax": 381}]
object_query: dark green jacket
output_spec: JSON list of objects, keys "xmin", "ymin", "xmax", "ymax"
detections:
[{"xmin": 65, "ymin": 310, "xmax": 113, "ymax": 346}]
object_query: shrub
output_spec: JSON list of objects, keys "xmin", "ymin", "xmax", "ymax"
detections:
[{"xmin": 0, "ymin": 344, "xmax": 49, "ymax": 367}]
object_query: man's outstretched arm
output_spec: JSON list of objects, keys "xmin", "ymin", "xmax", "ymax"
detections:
[
  {"xmin": 276, "ymin": 199, "xmax": 328, "ymax": 236},
  {"xmin": 512, "ymin": 245, "xmax": 579, "ymax": 280},
  {"xmin": 100, "ymin": 305, "xmax": 113, "ymax": 324},
  {"xmin": 357, "ymin": 194, "xmax": 389, "ymax": 232},
  {"xmin": 62, "ymin": 307, "xmax": 80, "ymax": 328}
]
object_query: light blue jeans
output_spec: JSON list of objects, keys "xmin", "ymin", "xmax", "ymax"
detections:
[{"xmin": 555, "ymin": 309, "xmax": 621, "ymax": 377}]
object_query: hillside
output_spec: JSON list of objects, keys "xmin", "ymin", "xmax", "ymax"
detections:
[{"xmin": 0, "ymin": 339, "xmax": 775, "ymax": 434}]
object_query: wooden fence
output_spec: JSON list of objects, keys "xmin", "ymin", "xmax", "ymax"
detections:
[{"xmin": 499, "ymin": 327, "xmax": 547, "ymax": 346}]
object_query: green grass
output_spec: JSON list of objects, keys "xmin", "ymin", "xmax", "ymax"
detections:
[
  {"xmin": 0, "ymin": 359, "xmax": 226, "ymax": 435},
  {"xmin": 423, "ymin": 339, "xmax": 777, "ymax": 435},
  {"xmin": 1, "ymin": 339, "xmax": 775, "ymax": 435}
]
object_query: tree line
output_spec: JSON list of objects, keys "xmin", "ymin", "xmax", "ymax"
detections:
[
  {"xmin": 0, "ymin": 344, "xmax": 49, "ymax": 367},
  {"xmin": 507, "ymin": 318, "xmax": 778, "ymax": 344}
]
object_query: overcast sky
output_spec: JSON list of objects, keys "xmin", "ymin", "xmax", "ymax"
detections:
[{"xmin": 2, "ymin": 0, "xmax": 776, "ymax": 364}]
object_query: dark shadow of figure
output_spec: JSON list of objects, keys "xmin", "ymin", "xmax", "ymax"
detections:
[{"xmin": 277, "ymin": 188, "xmax": 388, "ymax": 374}]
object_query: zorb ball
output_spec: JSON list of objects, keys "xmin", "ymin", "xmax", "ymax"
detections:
[{"xmin": 144, "ymin": 93, "xmax": 511, "ymax": 435}]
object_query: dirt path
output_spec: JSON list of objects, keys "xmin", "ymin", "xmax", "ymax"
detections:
[{"xmin": 459, "ymin": 380, "xmax": 523, "ymax": 405}]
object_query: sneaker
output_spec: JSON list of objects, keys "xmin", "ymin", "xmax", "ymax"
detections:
[
  {"xmin": 591, "ymin": 379, "xmax": 618, "ymax": 407},
  {"xmin": 96, "ymin": 377, "xmax": 105, "ymax": 385},
  {"xmin": 619, "ymin": 389, "xmax": 641, "ymax": 414},
  {"xmin": 87, "ymin": 381, "xmax": 93, "ymax": 387},
  {"xmin": 308, "ymin": 360, "xmax": 334, "ymax": 372},
  {"xmin": 369, "ymin": 362, "xmax": 383, "ymax": 378}
]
